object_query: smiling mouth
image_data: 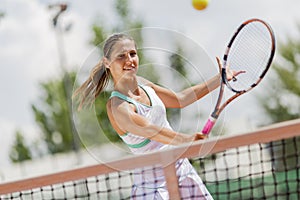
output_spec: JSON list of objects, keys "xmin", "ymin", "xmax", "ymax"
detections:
[{"xmin": 123, "ymin": 65, "xmax": 136, "ymax": 71}]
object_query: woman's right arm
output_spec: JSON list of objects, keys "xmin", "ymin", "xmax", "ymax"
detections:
[{"xmin": 106, "ymin": 98, "xmax": 206, "ymax": 145}]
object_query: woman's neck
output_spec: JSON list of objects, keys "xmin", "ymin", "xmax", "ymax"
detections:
[{"xmin": 113, "ymin": 76, "xmax": 140, "ymax": 96}]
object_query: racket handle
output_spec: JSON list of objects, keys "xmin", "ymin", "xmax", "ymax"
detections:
[{"xmin": 201, "ymin": 117, "xmax": 216, "ymax": 135}]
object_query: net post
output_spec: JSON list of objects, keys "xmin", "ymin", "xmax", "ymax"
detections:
[{"xmin": 160, "ymin": 151, "xmax": 181, "ymax": 200}]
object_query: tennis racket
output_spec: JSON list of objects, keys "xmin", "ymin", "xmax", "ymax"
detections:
[{"xmin": 201, "ymin": 18, "xmax": 276, "ymax": 135}]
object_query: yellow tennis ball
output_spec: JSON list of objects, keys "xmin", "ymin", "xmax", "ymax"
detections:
[{"xmin": 192, "ymin": 0, "xmax": 209, "ymax": 10}]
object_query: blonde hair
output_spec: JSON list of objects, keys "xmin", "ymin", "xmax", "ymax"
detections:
[{"xmin": 73, "ymin": 33, "xmax": 135, "ymax": 110}]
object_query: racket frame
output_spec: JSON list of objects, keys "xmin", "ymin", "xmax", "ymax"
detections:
[{"xmin": 201, "ymin": 18, "xmax": 276, "ymax": 135}]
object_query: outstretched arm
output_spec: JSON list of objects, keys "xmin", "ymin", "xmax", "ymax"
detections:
[
  {"xmin": 139, "ymin": 57, "xmax": 245, "ymax": 109},
  {"xmin": 158, "ymin": 75, "xmax": 220, "ymax": 108},
  {"xmin": 139, "ymin": 75, "xmax": 221, "ymax": 109},
  {"xmin": 107, "ymin": 98, "xmax": 206, "ymax": 145}
]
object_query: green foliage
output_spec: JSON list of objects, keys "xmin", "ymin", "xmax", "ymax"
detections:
[
  {"xmin": 91, "ymin": 26, "xmax": 108, "ymax": 49},
  {"xmin": 31, "ymin": 72, "xmax": 79, "ymax": 154},
  {"xmin": 166, "ymin": 45, "xmax": 187, "ymax": 126},
  {"xmin": 260, "ymin": 36, "xmax": 300, "ymax": 124},
  {"xmin": 260, "ymin": 91, "xmax": 299, "ymax": 123},
  {"xmin": 0, "ymin": 11, "xmax": 4, "ymax": 19},
  {"xmin": 169, "ymin": 46, "xmax": 187, "ymax": 79},
  {"xmin": 259, "ymin": 29, "xmax": 300, "ymax": 172},
  {"xmin": 73, "ymin": 91, "xmax": 118, "ymax": 147},
  {"xmin": 275, "ymin": 38, "xmax": 300, "ymax": 96},
  {"xmin": 114, "ymin": 0, "xmax": 129, "ymax": 20},
  {"xmin": 9, "ymin": 130, "xmax": 32, "ymax": 163}
]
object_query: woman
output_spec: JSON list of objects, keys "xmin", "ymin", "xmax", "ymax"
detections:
[{"xmin": 74, "ymin": 33, "xmax": 242, "ymax": 199}]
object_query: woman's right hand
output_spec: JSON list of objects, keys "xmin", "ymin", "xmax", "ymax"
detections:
[{"xmin": 193, "ymin": 133, "xmax": 208, "ymax": 141}]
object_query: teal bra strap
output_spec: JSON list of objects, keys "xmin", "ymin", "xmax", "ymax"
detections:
[{"xmin": 110, "ymin": 91, "xmax": 139, "ymax": 109}]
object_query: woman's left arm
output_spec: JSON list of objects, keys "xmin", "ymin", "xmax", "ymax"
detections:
[
  {"xmin": 148, "ymin": 74, "xmax": 221, "ymax": 108},
  {"xmin": 143, "ymin": 68, "xmax": 243, "ymax": 109}
]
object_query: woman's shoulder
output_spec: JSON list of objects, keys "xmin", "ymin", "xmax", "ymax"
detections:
[
  {"xmin": 106, "ymin": 95, "xmax": 137, "ymax": 118},
  {"xmin": 106, "ymin": 94, "xmax": 125, "ymax": 110}
]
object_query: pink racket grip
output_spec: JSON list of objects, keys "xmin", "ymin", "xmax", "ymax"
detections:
[{"xmin": 201, "ymin": 118, "xmax": 216, "ymax": 135}]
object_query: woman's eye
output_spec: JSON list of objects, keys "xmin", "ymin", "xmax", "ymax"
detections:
[
  {"xmin": 116, "ymin": 51, "xmax": 136, "ymax": 59},
  {"xmin": 130, "ymin": 52, "xmax": 137, "ymax": 57},
  {"xmin": 118, "ymin": 54, "xmax": 125, "ymax": 59}
]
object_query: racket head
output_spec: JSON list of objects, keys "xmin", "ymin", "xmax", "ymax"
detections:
[{"xmin": 222, "ymin": 18, "xmax": 276, "ymax": 93}]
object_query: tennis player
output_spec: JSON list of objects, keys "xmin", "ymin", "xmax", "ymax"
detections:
[{"xmin": 74, "ymin": 33, "xmax": 241, "ymax": 199}]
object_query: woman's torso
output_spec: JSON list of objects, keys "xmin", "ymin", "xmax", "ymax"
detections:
[{"xmin": 109, "ymin": 85, "xmax": 172, "ymax": 154}]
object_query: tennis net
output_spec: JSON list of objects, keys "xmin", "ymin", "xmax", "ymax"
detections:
[{"xmin": 0, "ymin": 119, "xmax": 300, "ymax": 199}]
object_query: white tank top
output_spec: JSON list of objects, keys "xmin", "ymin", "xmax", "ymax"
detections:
[
  {"xmin": 110, "ymin": 86, "xmax": 213, "ymax": 200},
  {"xmin": 109, "ymin": 85, "xmax": 172, "ymax": 154}
]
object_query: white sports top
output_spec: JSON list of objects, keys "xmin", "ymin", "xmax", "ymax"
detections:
[
  {"xmin": 109, "ymin": 85, "xmax": 172, "ymax": 154},
  {"xmin": 110, "ymin": 86, "xmax": 214, "ymax": 200}
]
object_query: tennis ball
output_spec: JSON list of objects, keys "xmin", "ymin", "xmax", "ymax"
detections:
[{"xmin": 192, "ymin": 0, "xmax": 210, "ymax": 10}]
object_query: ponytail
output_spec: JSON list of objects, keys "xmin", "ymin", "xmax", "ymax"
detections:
[{"xmin": 73, "ymin": 59, "xmax": 111, "ymax": 110}]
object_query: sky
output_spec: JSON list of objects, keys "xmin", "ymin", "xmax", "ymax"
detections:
[{"xmin": 1, "ymin": 0, "xmax": 300, "ymax": 169}]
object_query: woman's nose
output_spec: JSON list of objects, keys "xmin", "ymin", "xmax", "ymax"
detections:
[{"xmin": 125, "ymin": 53, "xmax": 133, "ymax": 63}]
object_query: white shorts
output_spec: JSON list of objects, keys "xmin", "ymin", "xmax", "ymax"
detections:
[{"xmin": 131, "ymin": 158, "xmax": 213, "ymax": 199}]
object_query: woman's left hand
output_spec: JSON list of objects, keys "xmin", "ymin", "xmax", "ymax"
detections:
[
  {"xmin": 226, "ymin": 67, "xmax": 246, "ymax": 81},
  {"xmin": 216, "ymin": 56, "xmax": 246, "ymax": 81}
]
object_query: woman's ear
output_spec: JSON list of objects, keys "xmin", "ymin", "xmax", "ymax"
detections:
[{"xmin": 103, "ymin": 57, "xmax": 110, "ymax": 69}]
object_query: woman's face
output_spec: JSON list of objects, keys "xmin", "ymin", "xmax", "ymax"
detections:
[{"xmin": 107, "ymin": 39, "xmax": 139, "ymax": 81}]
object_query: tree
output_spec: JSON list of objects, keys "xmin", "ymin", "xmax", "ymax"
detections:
[
  {"xmin": 0, "ymin": 11, "xmax": 4, "ymax": 22},
  {"xmin": 166, "ymin": 45, "xmax": 187, "ymax": 127},
  {"xmin": 260, "ymin": 37, "xmax": 300, "ymax": 123},
  {"xmin": 31, "ymin": 72, "xmax": 79, "ymax": 154},
  {"xmin": 9, "ymin": 130, "xmax": 32, "ymax": 163},
  {"xmin": 259, "ymin": 29, "xmax": 300, "ymax": 171}
]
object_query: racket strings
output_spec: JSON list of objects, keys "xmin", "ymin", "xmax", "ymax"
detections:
[
  {"xmin": 227, "ymin": 21, "xmax": 273, "ymax": 91},
  {"xmin": 232, "ymin": 28, "xmax": 271, "ymax": 84},
  {"xmin": 232, "ymin": 27, "xmax": 270, "ymax": 74}
]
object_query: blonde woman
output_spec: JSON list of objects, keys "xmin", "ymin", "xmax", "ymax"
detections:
[{"xmin": 74, "ymin": 33, "xmax": 242, "ymax": 199}]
